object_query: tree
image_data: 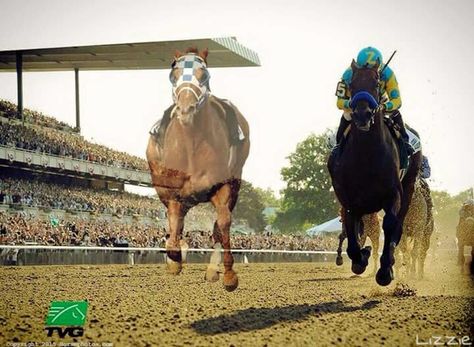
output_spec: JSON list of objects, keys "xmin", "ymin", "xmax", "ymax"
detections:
[
  {"xmin": 431, "ymin": 188, "xmax": 472, "ymax": 233},
  {"xmin": 255, "ymin": 187, "xmax": 280, "ymax": 208},
  {"xmin": 274, "ymin": 131, "xmax": 338, "ymax": 232},
  {"xmin": 233, "ymin": 180, "xmax": 266, "ymax": 232}
]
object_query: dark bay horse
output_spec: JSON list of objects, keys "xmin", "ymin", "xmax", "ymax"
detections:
[
  {"xmin": 146, "ymin": 48, "xmax": 250, "ymax": 291},
  {"xmin": 328, "ymin": 60, "xmax": 422, "ymax": 286}
]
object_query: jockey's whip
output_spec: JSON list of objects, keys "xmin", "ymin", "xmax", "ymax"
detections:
[{"xmin": 380, "ymin": 50, "xmax": 397, "ymax": 75}]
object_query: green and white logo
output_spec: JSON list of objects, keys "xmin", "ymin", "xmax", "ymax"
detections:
[{"xmin": 45, "ymin": 301, "xmax": 88, "ymax": 326}]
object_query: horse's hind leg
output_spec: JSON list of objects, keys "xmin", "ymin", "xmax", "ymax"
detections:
[
  {"xmin": 370, "ymin": 233, "xmax": 380, "ymax": 276},
  {"xmin": 336, "ymin": 229, "xmax": 346, "ymax": 266},
  {"xmin": 211, "ymin": 183, "xmax": 239, "ymax": 292},
  {"xmin": 417, "ymin": 234, "xmax": 430, "ymax": 280},
  {"xmin": 470, "ymin": 246, "xmax": 474, "ymax": 275},
  {"xmin": 457, "ymin": 242, "xmax": 465, "ymax": 266},
  {"xmin": 165, "ymin": 200, "xmax": 188, "ymax": 275}
]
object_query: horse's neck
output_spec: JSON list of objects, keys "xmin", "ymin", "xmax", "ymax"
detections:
[
  {"xmin": 349, "ymin": 113, "xmax": 391, "ymax": 157},
  {"xmin": 352, "ymin": 113, "xmax": 385, "ymax": 143},
  {"xmin": 174, "ymin": 98, "xmax": 228, "ymax": 148}
]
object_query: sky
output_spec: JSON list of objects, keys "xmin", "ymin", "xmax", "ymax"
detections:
[{"xmin": 0, "ymin": 0, "xmax": 473, "ymax": 195}]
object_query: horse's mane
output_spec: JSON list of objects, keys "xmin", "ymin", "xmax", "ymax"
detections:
[
  {"xmin": 175, "ymin": 47, "xmax": 208, "ymax": 64},
  {"xmin": 185, "ymin": 47, "xmax": 199, "ymax": 55}
]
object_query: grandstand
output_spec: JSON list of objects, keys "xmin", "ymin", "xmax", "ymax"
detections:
[
  {"xmin": 0, "ymin": 37, "xmax": 339, "ymax": 264},
  {"xmin": 0, "ymin": 37, "xmax": 264, "ymax": 257},
  {"xmin": 0, "ymin": 99, "xmax": 219, "ymax": 248}
]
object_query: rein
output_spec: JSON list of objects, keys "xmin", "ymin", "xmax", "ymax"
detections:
[{"xmin": 349, "ymin": 70, "xmax": 383, "ymax": 126}]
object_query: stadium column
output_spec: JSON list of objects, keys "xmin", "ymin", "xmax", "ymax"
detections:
[
  {"xmin": 16, "ymin": 52, "xmax": 23, "ymax": 124},
  {"xmin": 75, "ymin": 68, "xmax": 81, "ymax": 133}
]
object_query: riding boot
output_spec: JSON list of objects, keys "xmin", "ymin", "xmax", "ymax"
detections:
[
  {"xmin": 391, "ymin": 111, "xmax": 414, "ymax": 155},
  {"xmin": 332, "ymin": 115, "xmax": 351, "ymax": 157},
  {"xmin": 152, "ymin": 105, "xmax": 174, "ymax": 148},
  {"xmin": 226, "ymin": 107, "xmax": 242, "ymax": 146},
  {"xmin": 336, "ymin": 115, "xmax": 351, "ymax": 144}
]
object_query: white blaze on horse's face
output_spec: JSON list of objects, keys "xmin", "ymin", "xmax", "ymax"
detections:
[{"xmin": 169, "ymin": 54, "xmax": 210, "ymax": 126}]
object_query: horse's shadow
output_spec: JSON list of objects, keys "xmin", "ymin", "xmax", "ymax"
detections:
[{"xmin": 190, "ymin": 300, "xmax": 380, "ymax": 335}]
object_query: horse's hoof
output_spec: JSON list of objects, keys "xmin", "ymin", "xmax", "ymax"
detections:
[
  {"xmin": 336, "ymin": 255, "xmax": 344, "ymax": 266},
  {"xmin": 351, "ymin": 262, "xmax": 367, "ymax": 275},
  {"xmin": 223, "ymin": 270, "xmax": 239, "ymax": 292},
  {"xmin": 376, "ymin": 267, "xmax": 394, "ymax": 286},
  {"xmin": 205, "ymin": 267, "xmax": 220, "ymax": 282},
  {"xmin": 166, "ymin": 260, "xmax": 182, "ymax": 275},
  {"xmin": 361, "ymin": 246, "xmax": 372, "ymax": 259}
]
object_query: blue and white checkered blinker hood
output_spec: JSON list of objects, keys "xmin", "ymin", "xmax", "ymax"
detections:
[{"xmin": 170, "ymin": 54, "xmax": 210, "ymax": 109}]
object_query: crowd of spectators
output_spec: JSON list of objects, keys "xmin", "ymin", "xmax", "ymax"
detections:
[
  {"xmin": 0, "ymin": 101, "xmax": 149, "ymax": 171},
  {"xmin": 0, "ymin": 99, "xmax": 76, "ymax": 132},
  {"xmin": 0, "ymin": 212, "xmax": 165, "ymax": 248},
  {"xmin": 0, "ymin": 175, "xmax": 164, "ymax": 218},
  {"xmin": 0, "ymin": 211, "xmax": 339, "ymax": 251}
]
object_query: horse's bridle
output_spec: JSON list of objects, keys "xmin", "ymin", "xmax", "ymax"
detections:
[
  {"xmin": 349, "ymin": 69, "xmax": 383, "ymax": 124},
  {"xmin": 169, "ymin": 54, "xmax": 210, "ymax": 111}
]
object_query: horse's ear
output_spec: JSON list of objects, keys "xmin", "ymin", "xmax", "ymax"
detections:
[
  {"xmin": 174, "ymin": 50, "xmax": 183, "ymax": 59},
  {"xmin": 351, "ymin": 59, "xmax": 358, "ymax": 71},
  {"xmin": 199, "ymin": 48, "xmax": 209, "ymax": 63}
]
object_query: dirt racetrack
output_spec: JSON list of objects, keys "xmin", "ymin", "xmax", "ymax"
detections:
[{"xmin": 0, "ymin": 255, "xmax": 473, "ymax": 346}]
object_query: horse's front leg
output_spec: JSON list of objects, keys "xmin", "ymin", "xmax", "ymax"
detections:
[
  {"xmin": 211, "ymin": 183, "xmax": 238, "ymax": 292},
  {"xmin": 377, "ymin": 195, "xmax": 402, "ymax": 286},
  {"xmin": 345, "ymin": 211, "xmax": 371, "ymax": 275},
  {"xmin": 165, "ymin": 200, "xmax": 187, "ymax": 275},
  {"xmin": 205, "ymin": 221, "xmax": 222, "ymax": 282}
]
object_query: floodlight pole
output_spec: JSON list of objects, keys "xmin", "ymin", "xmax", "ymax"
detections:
[
  {"xmin": 74, "ymin": 68, "xmax": 80, "ymax": 133},
  {"xmin": 16, "ymin": 52, "xmax": 23, "ymax": 124}
]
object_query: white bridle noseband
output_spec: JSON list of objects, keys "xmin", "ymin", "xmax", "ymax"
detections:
[{"xmin": 170, "ymin": 54, "xmax": 210, "ymax": 111}]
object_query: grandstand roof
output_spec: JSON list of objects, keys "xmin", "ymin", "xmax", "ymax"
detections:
[{"xmin": 0, "ymin": 37, "xmax": 260, "ymax": 72}]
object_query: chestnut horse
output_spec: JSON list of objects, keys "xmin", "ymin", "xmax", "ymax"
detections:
[
  {"xmin": 328, "ymin": 60, "xmax": 422, "ymax": 286},
  {"xmin": 396, "ymin": 179, "xmax": 434, "ymax": 279},
  {"xmin": 456, "ymin": 202, "xmax": 474, "ymax": 273},
  {"xmin": 146, "ymin": 48, "xmax": 250, "ymax": 291}
]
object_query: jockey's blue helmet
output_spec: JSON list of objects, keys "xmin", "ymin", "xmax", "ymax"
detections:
[{"xmin": 356, "ymin": 47, "xmax": 383, "ymax": 68}]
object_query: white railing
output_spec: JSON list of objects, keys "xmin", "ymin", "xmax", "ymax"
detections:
[{"xmin": 0, "ymin": 244, "xmax": 340, "ymax": 254}]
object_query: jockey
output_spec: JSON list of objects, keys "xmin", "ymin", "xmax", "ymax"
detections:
[{"xmin": 335, "ymin": 47, "xmax": 412, "ymax": 153}]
